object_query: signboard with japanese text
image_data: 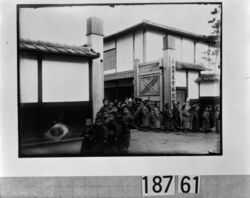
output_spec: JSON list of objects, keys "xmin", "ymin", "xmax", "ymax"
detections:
[{"xmin": 170, "ymin": 59, "xmax": 176, "ymax": 106}]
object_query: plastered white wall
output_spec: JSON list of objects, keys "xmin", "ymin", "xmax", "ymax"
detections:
[
  {"xmin": 188, "ymin": 71, "xmax": 199, "ymax": 99},
  {"xmin": 182, "ymin": 38, "xmax": 195, "ymax": 63},
  {"xmin": 200, "ymin": 81, "xmax": 220, "ymax": 97},
  {"xmin": 195, "ymin": 42, "xmax": 209, "ymax": 67},
  {"xmin": 20, "ymin": 56, "xmax": 38, "ymax": 103},
  {"xmin": 169, "ymin": 35, "xmax": 182, "ymax": 62},
  {"xmin": 145, "ymin": 30, "xmax": 165, "ymax": 62},
  {"xmin": 42, "ymin": 57, "xmax": 89, "ymax": 102},
  {"xmin": 134, "ymin": 30, "xmax": 143, "ymax": 63},
  {"xmin": 116, "ymin": 34, "xmax": 134, "ymax": 72},
  {"xmin": 176, "ymin": 70, "xmax": 186, "ymax": 87}
]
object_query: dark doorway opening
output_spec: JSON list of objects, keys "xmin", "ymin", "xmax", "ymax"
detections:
[{"xmin": 104, "ymin": 78, "xmax": 134, "ymax": 100}]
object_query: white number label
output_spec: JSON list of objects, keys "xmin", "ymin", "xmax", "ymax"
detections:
[
  {"xmin": 142, "ymin": 176, "xmax": 175, "ymax": 196},
  {"xmin": 177, "ymin": 175, "xmax": 200, "ymax": 194}
]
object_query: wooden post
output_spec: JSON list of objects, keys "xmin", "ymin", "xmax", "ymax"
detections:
[
  {"xmin": 162, "ymin": 35, "xmax": 176, "ymax": 108},
  {"xmin": 159, "ymin": 58, "xmax": 164, "ymax": 111},
  {"xmin": 163, "ymin": 50, "xmax": 171, "ymax": 107},
  {"xmin": 86, "ymin": 17, "xmax": 104, "ymax": 120},
  {"xmin": 133, "ymin": 59, "xmax": 140, "ymax": 98}
]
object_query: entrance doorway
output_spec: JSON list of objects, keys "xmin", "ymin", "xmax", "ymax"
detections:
[{"xmin": 104, "ymin": 78, "xmax": 134, "ymax": 100}]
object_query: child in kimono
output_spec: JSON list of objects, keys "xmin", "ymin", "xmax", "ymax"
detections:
[
  {"xmin": 182, "ymin": 104, "xmax": 191, "ymax": 131},
  {"xmin": 151, "ymin": 102, "xmax": 161, "ymax": 130},
  {"xmin": 163, "ymin": 103, "xmax": 172, "ymax": 132},
  {"xmin": 202, "ymin": 107, "xmax": 210, "ymax": 132},
  {"xmin": 141, "ymin": 100, "xmax": 151, "ymax": 130},
  {"xmin": 80, "ymin": 118, "xmax": 93, "ymax": 154}
]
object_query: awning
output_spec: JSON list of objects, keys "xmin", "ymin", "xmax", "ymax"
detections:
[
  {"xmin": 104, "ymin": 70, "xmax": 134, "ymax": 81},
  {"xmin": 196, "ymin": 73, "xmax": 220, "ymax": 82},
  {"xmin": 176, "ymin": 61, "xmax": 209, "ymax": 71}
]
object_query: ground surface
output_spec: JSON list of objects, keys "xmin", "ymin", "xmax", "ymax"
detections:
[{"xmin": 21, "ymin": 129, "xmax": 221, "ymax": 156}]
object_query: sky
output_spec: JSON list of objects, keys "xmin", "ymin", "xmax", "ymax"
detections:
[{"xmin": 20, "ymin": 3, "xmax": 219, "ymax": 46}]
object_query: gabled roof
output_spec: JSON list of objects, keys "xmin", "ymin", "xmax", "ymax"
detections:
[
  {"xmin": 104, "ymin": 20, "xmax": 214, "ymax": 44},
  {"xmin": 19, "ymin": 39, "xmax": 100, "ymax": 58}
]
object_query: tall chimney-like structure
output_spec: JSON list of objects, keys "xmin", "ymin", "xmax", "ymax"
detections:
[{"xmin": 86, "ymin": 17, "xmax": 104, "ymax": 119}]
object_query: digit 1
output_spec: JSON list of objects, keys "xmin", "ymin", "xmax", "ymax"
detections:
[
  {"xmin": 142, "ymin": 176, "xmax": 148, "ymax": 194},
  {"xmin": 193, "ymin": 176, "xmax": 199, "ymax": 193}
]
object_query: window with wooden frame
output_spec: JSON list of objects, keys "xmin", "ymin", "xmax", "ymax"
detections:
[{"xmin": 104, "ymin": 48, "xmax": 116, "ymax": 70}]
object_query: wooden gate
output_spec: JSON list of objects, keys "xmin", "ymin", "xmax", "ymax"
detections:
[{"xmin": 135, "ymin": 60, "xmax": 163, "ymax": 109}]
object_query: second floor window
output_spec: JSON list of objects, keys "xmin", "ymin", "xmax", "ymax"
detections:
[{"xmin": 104, "ymin": 49, "xmax": 116, "ymax": 70}]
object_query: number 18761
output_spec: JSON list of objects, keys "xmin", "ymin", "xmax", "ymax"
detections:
[{"xmin": 142, "ymin": 175, "xmax": 200, "ymax": 196}]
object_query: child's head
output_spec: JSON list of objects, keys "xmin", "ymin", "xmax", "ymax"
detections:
[
  {"xmin": 103, "ymin": 98, "xmax": 109, "ymax": 106},
  {"xmin": 120, "ymin": 102, "xmax": 127, "ymax": 108},
  {"xmin": 108, "ymin": 112, "xmax": 115, "ymax": 122},
  {"xmin": 194, "ymin": 105, "xmax": 199, "ymax": 111},
  {"xmin": 122, "ymin": 106, "xmax": 129, "ymax": 114},
  {"xmin": 124, "ymin": 97, "xmax": 129, "ymax": 104},
  {"xmin": 85, "ymin": 118, "xmax": 92, "ymax": 127},
  {"xmin": 96, "ymin": 112, "xmax": 102, "ymax": 119},
  {"xmin": 108, "ymin": 101, "xmax": 114, "ymax": 109},
  {"xmin": 103, "ymin": 110, "xmax": 109, "ymax": 119},
  {"xmin": 95, "ymin": 117, "xmax": 103, "ymax": 126},
  {"xmin": 111, "ymin": 106, "xmax": 118, "ymax": 113},
  {"xmin": 143, "ymin": 99, "xmax": 149, "ymax": 106}
]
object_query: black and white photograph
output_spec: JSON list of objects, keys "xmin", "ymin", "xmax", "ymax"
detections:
[
  {"xmin": 1, "ymin": 0, "xmax": 250, "ymax": 196},
  {"xmin": 17, "ymin": 3, "xmax": 222, "ymax": 157}
]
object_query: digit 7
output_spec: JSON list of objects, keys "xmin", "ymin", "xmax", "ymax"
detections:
[{"xmin": 163, "ymin": 176, "xmax": 173, "ymax": 193}]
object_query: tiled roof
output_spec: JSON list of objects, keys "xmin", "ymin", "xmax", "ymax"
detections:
[
  {"xmin": 19, "ymin": 39, "xmax": 100, "ymax": 58},
  {"xmin": 104, "ymin": 70, "xmax": 134, "ymax": 81},
  {"xmin": 104, "ymin": 20, "xmax": 214, "ymax": 44}
]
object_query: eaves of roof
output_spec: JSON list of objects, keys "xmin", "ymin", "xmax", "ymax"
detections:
[
  {"xmin": 197, "ymin": 73, "xmax": 220, "ymax": 82},
  {"xmin": 19, "ymin": 39, "xmax": 100, "ymax": 59},
  {"xmin": 104, "ymin": 20, "xmax": 215, "ymax": 45},
  {"xmin": 104, "ymin": 70, "xmax": 134, "ymax": 81},
  {"xmin": 176, "ymin": 61, "xmax": 208, "ymax": 71}
]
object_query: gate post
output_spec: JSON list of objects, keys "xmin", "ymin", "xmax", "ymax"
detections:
[
  {"xmin": 134, "ymin": 59, "xmax": 140, "ymax": 98},
  {"xmin": 162, "ymin": 35, "xmax": 175, "ymax": 108},
  {"xmin": 86, "ymin": 17, "xmax": 104, "ymax": 120}
]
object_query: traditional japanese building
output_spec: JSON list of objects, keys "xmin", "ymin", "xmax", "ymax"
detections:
[
  {"xmin": 19, "ymin": 17, "xmax": 104, "ymax": 145},
  {"xmin": 103, "ymin": 20, "xmax": 220, "ymax": 108}
]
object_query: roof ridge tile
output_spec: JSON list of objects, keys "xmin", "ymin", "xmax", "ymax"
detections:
[{"xmin": 19, "ymin": 38, "xmax": 99, "ymax": 58}]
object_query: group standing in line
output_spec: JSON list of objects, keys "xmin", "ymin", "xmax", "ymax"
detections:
[{"xmin": 80, "ymin": 96, "xmax": 221, "ymax": 155}]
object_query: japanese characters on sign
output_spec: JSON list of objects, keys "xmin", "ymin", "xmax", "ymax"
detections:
[{"xmin": 170, "ymin": 59, "xmax": 176, "ymax": 105}]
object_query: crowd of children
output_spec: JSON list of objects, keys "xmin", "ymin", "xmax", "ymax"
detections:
[
  {"xmin": 80, "ymin": 98, "xmax": 132, "ymax": 155},
  {"xmin": 80, "ymin": 97, "xmax": 221, "ymax": 155}
]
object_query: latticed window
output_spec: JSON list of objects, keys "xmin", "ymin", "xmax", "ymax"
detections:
[{"xmin": 104, "ymin": 49, "xmax": 116, "ymax": 70}]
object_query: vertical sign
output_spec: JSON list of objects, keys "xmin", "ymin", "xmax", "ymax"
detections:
[
  {"xmin": 170, "ymin": 58, "xmax": 176, "ymax": 107},
  {"xmin": 142, "ymin": 176, "xmax": 175, "ymax": 196},
  {"xmin": 177, "ymin": 175, "xmax": 200, "ymax": 194}
]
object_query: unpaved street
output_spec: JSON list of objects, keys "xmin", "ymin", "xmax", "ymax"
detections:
[
  {"xmin": 127, "ymin": 130, "xmax": 220, "ymax": 155},
  {"xmin": 21, "ymin": 129, "xmax": 221, "ymax": 156}
]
